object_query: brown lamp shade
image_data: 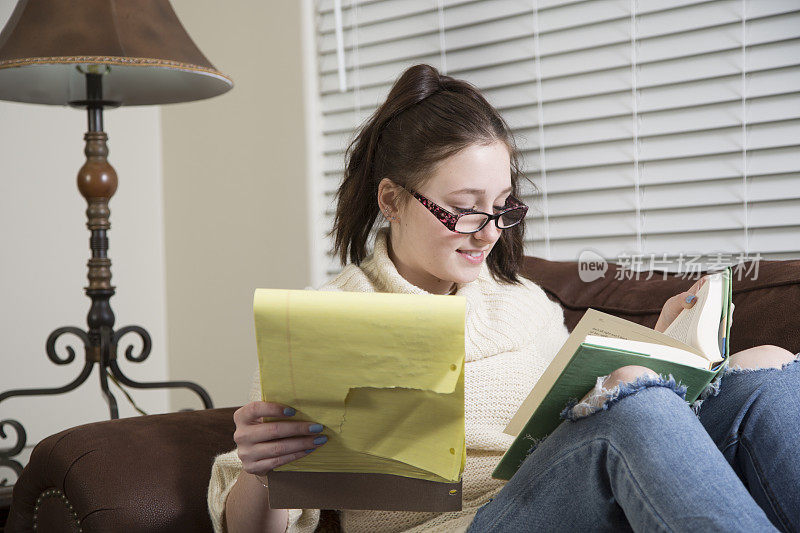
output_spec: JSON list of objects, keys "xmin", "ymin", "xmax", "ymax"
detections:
[{"xmin": 0, "ymin": 0, "xmax": 233, "ymax": 106}]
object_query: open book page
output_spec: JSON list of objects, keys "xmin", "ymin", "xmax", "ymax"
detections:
[
  {"xmin": 582, "ymin": 335, "xmax": 712, "ymax": 369},
  {"xmin": 663, "ymin": 272, "xmax": 724, "ymax": 361},
  {"xmin": 504, "ymin": 309, "xmax": 704, "ymax": 437},
  {"xmin": 663, "ymin": 280, "xmax": 710, "ymax": 346},
  {"xmin": 569, "ymin": 308, "xmax": 705, "ymax": 358}
]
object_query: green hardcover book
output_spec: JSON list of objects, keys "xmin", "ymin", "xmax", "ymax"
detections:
[{"xmin": 493, "ymin": 268, "xmax": 733, "ymax": 481}]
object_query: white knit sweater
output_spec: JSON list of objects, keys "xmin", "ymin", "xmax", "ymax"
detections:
[{"xmin": 207, "ymin": 229, "xmax": 570, "ymax": 532}]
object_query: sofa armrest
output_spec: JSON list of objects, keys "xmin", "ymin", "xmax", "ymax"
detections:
[{"xmin": 7, "ymin": 407, "xmax": 237, "ymax": 532}]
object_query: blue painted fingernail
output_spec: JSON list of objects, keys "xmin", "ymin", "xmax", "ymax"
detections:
[
  {"xmin": 309, "ymin": 423, "xmax": 323, "ymax": 433},
  {"xmin": 313, "ymin": 435, "xmax": 328, "ymax": 445},
  {"xmin": 283, "ymin": 407, "xmax": 296, "ymax": 416},
  {"xmin": 305, "ymin": 449, "xmax": 315, "ymax": 453},
  {"xmin": 686, "ymin": 295, "xmax": 696, "ymax": 304}
]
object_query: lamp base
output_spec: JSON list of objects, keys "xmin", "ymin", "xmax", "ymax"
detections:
[{"xmin": 0, "ymin": 322, "xmax": 213, "ymax": 485}]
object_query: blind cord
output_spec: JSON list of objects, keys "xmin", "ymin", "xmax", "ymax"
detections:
[
  {"xmin": 437, "ymin": 0, "xmax": 447, "ymax": 75},
  {"xmin": 631, "ymin": 0, "xmax": 643, "ymax": 257},
  {"xmin": 741, "ymin": 0, "xmax": 750, "ymax": 256},
  {"xmin": 532, "ymin": 1, "xmax": 551, "ymax": 260},
  {"xmin": 333, "ymin": 0, "xmax": 347, "ymax": 93},
  {"xmin": 353, "ymin": 0, "xmax": 361, "ymax": 117}
]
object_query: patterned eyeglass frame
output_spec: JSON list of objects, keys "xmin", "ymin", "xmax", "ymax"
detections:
[{"xmin": 404, "ymin": 186, "xmax": 529, "ymax": 234}]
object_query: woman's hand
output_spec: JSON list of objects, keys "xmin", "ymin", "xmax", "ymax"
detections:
[
  {"xmin": 653, "ymin": 275, "xmax": 709, "ymax": 333},
  {"xmin": 233, "ymin": 401, "xmax": 327, "ymax": 480}
]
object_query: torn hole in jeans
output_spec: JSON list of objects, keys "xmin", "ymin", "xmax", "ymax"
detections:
[
  {"xmin": 559, "ymin": 373, "xmax": 688, "ymax": 422},
  {"xmin": 721, "ymin": 351, "xmax": 800, "ymax": 376}
]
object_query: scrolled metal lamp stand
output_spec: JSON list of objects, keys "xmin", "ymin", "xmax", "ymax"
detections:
[{"xmin": 0, "ymin": 72, "xmax": 212, "ymax": 484}]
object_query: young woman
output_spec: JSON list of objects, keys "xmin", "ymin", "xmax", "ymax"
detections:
[{"xmin": 208, "ymin": 64, "xmax": 800, "ymax": 533}]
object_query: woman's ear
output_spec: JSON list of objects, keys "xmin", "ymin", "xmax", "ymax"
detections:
[{"xmin": 377, "ymin": 178, "xmax": 402, "ymax": 221}]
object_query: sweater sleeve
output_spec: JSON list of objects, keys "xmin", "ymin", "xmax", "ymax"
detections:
[{"xmin": 207, "ymin": 368, "xmax": 321, "ymax": 533}]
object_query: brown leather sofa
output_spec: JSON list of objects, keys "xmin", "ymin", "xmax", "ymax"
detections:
[{"xmin": 6, "ymin": 258, "xmax": 799, "ymax": 532}]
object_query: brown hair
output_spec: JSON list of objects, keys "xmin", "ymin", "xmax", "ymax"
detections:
[{"xmin": 329, "ymin": 63, "xmax": 534, "ymax": 284}]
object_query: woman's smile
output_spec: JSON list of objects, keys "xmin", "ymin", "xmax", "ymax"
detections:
[{"xmin": 456, "ymin": 249, "xmax": 487, "ymax": 264}]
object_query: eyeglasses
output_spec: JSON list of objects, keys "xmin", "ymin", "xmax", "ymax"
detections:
[{"xmin": 404, "ymin": 187, "xmax": 528, "ymax": 234}]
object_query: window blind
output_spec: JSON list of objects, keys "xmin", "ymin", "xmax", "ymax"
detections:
[{"xmin": 310, "ymin": 0, "xmax": 800, "ymax": 284}]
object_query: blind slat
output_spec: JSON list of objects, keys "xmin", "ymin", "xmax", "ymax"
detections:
[
  {"xmin": 522, "ymin": 183, "xmax": 800, "ymax": 218},
  {"xmin": 525, "ymin": 172, "xmax": 800, "ymax": 204},
  {"xmin": 525, "ymin": 225, "xmax": 799, "ymax": 260}
]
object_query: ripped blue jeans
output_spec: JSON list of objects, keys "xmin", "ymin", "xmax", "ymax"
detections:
[{"xmin": 467, "ymin": 355, "xmax": 800, "ymax": 533}]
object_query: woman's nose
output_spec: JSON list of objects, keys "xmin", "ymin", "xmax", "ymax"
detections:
[{"xmin": 473, "ymin": 221, "xmax": 502, "ymax": 243}]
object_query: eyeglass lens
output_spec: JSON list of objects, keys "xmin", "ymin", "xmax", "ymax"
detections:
[{"xmin": 453, "ymin": 207, "xmax": 527, "ymax": 233}]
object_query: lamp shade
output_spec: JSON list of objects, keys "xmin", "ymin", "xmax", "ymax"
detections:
[{"xmin": 0, "ymin": 0, "xmax": 233, "ymax": 106}]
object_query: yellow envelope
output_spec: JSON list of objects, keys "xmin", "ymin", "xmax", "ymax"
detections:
[{"xmin": 253, "ymin": 289, "xmax": 466, "ymax": 482}]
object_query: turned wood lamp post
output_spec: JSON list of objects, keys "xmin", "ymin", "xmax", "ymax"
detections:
[{"xmin": 0, "ymin": 0, "xmax": 233, "ymax": 483}]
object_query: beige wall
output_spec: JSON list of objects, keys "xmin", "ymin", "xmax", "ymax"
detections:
[{"xmin": 163, "ymin": 1, "xmax": 313, "ymax": 409}]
